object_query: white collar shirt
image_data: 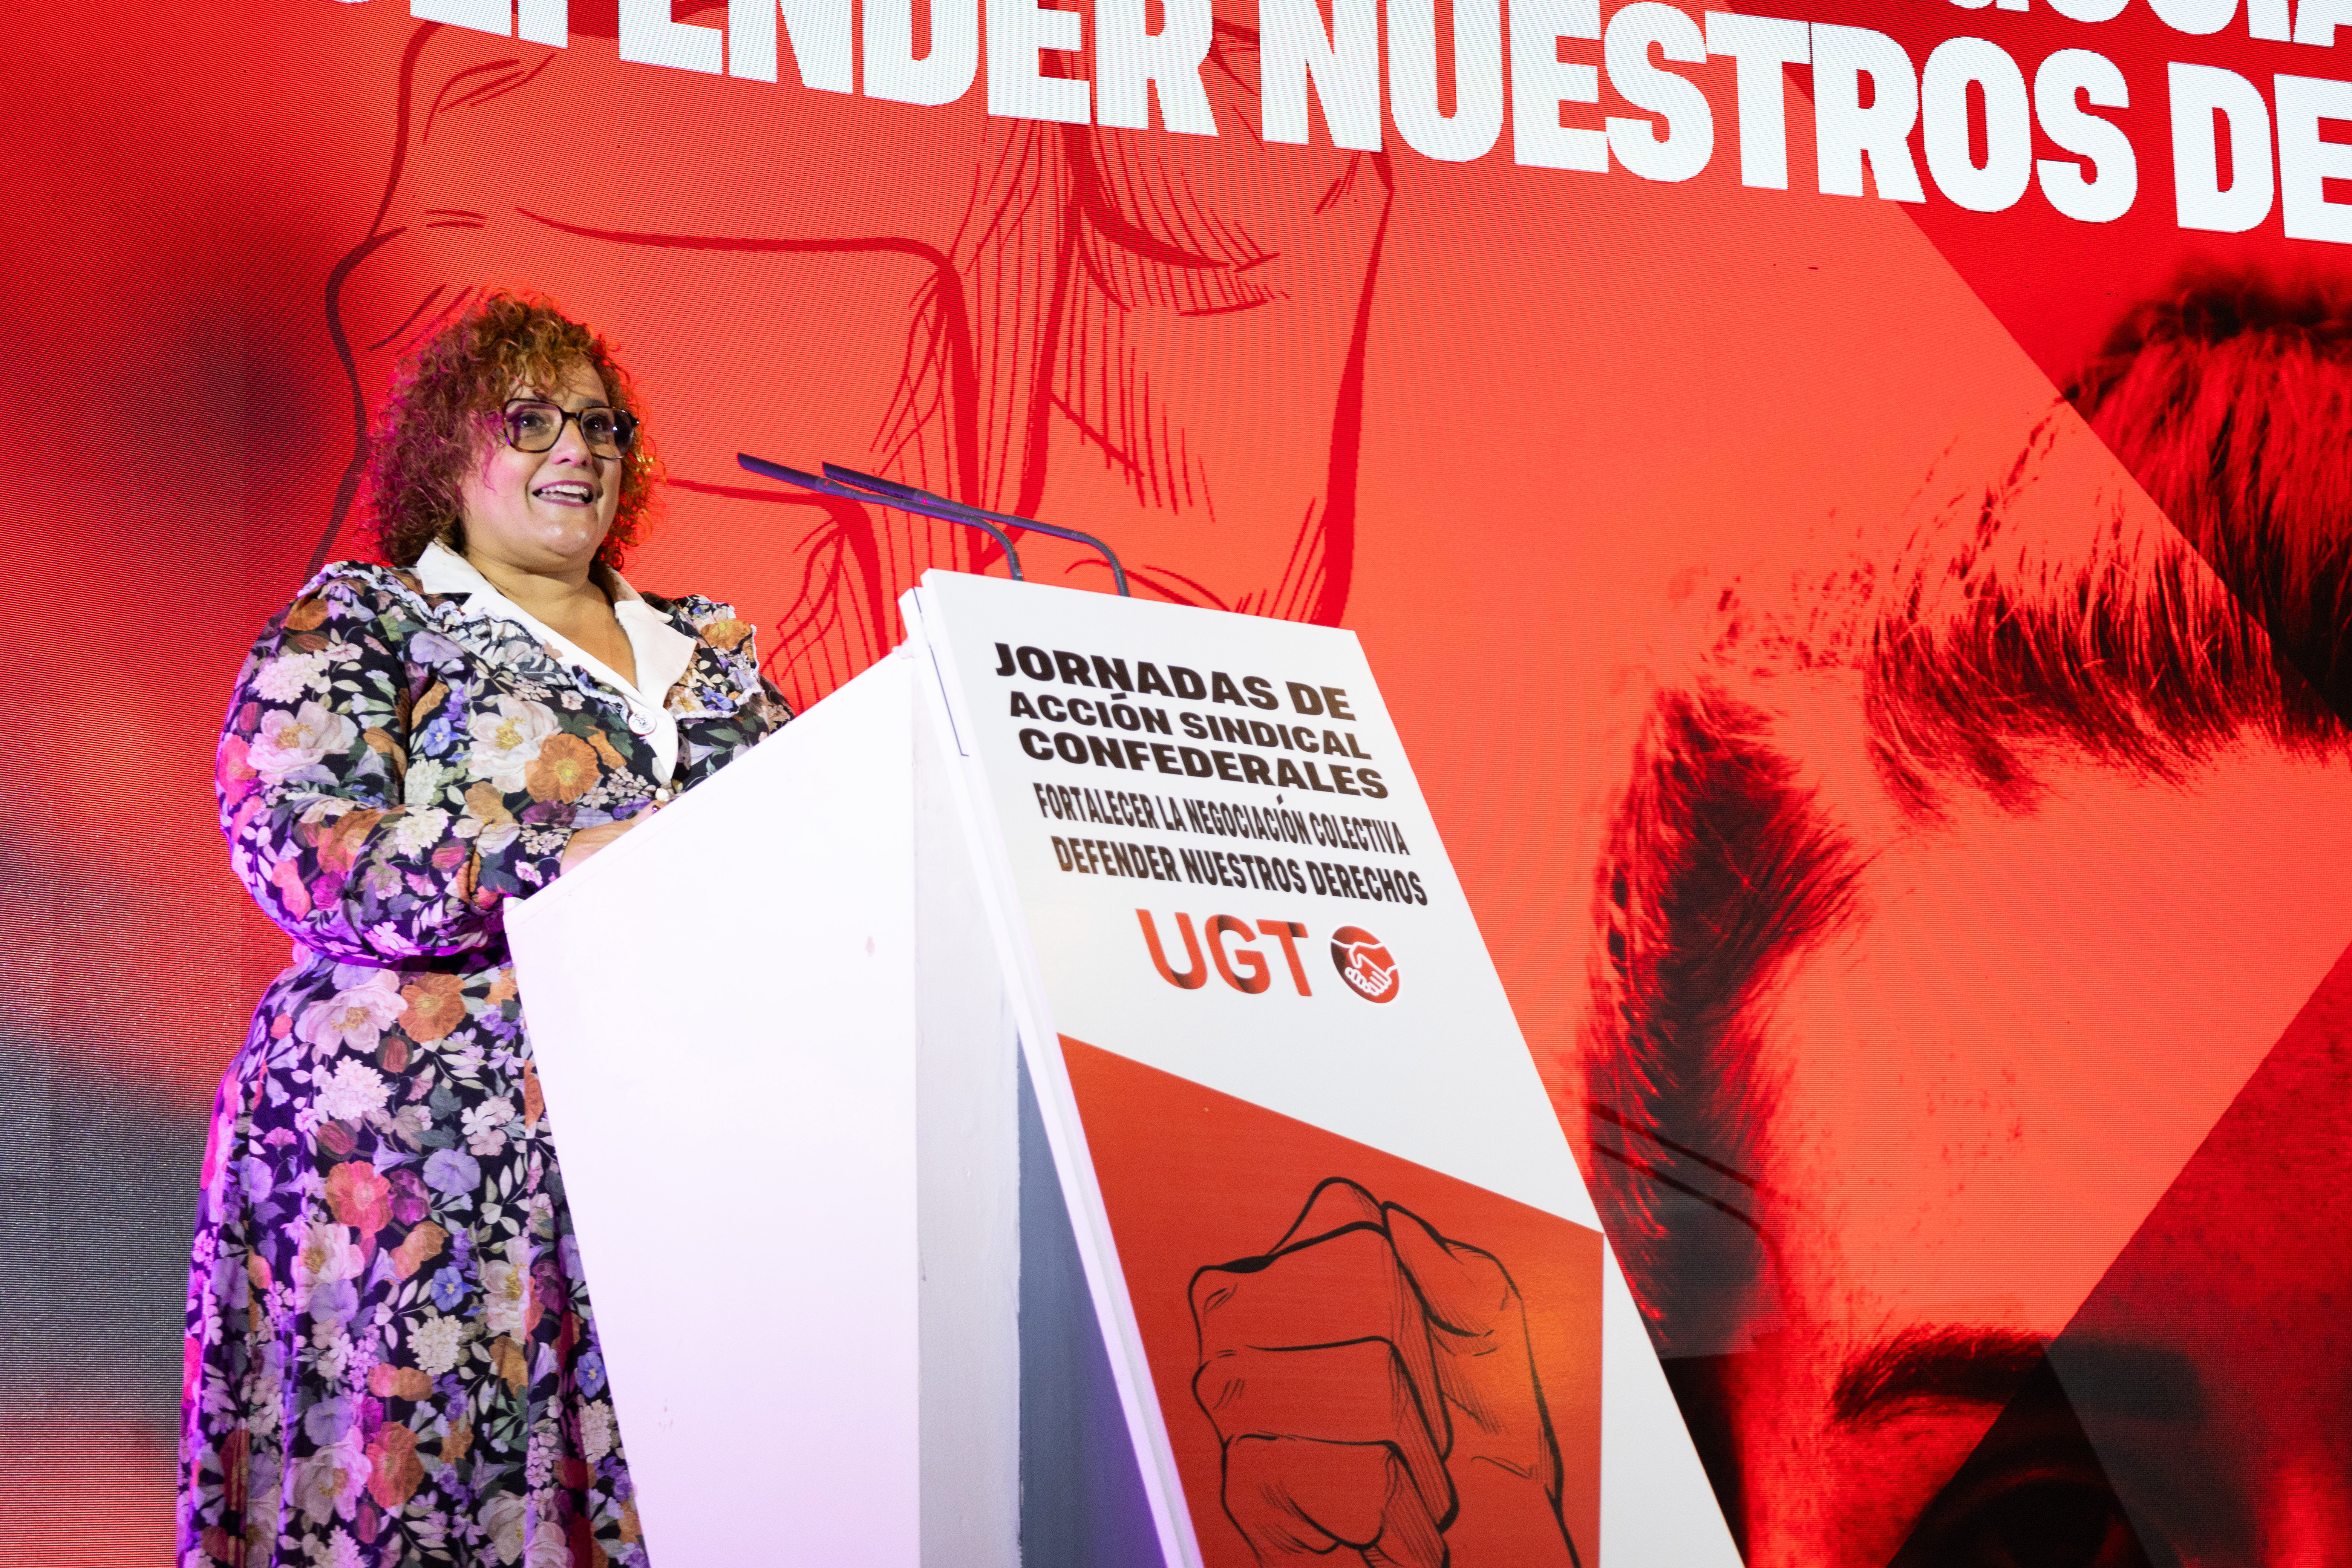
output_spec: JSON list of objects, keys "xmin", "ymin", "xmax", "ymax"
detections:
[{"xmin": 413, "ymin": 540, "xmax": 699, "ymax": 781}]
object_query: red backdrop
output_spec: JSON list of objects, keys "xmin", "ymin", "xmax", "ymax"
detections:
[{"xmin": 2, "ymin": 0, "xmax": 2339, "ymax": 1559}]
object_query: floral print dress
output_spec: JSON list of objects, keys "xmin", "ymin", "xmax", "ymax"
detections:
[{"xmin": 182, "ymin": 557, "xmax": 788, "ymax": 1568}]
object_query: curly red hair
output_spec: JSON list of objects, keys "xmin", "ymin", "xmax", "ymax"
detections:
[{"xmin": 366, "ymin": 291, "xmax": 661, "ymax": 571}]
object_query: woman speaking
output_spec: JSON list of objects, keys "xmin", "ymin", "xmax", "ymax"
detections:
[{"xmin": 181, "ymin": 294, "xmax": 787, "ymax": 1566}]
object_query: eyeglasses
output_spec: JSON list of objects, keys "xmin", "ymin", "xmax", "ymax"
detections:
[{"xmin": 500, "ymin": 399, "xmax": 638, "ymax": 458}]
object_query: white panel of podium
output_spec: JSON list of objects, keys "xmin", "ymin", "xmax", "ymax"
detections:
[{"xmin": 507, "ymin": 650, "xmax": 1019, "ymax": 1567}]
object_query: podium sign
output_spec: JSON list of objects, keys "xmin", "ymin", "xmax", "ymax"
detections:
[
  {"xmin": 906, "ymin": 572, "xmax": 1729, "ymax": 1568},
  {"xmin": 510, "ymin": 571, "xmax": 1735, "ymax": 1566}
]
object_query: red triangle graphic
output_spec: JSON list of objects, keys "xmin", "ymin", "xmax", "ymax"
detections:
[{"xmin": 1886, "ymin": 935, "xmax": 2352, "ymax": 1565}]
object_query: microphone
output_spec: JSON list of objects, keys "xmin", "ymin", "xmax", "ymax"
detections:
[
  {"xmin": 736, "ymin": 453, "xmax": 1024, "ymax": 581},
  {"xmin": 821, "ymin": 465, "xmax": 1132, "ymax": 598},
  {"xmin": 734, "ymin": 453, "xmax": 1135, "ymax": 597}
]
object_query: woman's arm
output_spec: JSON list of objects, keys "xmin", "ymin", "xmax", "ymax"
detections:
[
  {"xmin": 666, "ymin": 602, "xmax": 795, "ymax": 790},
  {"xmin": 216, "ymin": 571, "xmax": 577, "ymax": 963}
]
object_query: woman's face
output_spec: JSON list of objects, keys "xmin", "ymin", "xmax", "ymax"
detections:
[{"xmin": 456, "ymin": 362, "xmax": 625, "ymax": 576}]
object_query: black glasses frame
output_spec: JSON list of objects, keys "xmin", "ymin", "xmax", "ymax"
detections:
[{"xmin": 499, "ymin": 398, "xmax": 638, "ymax": 457}]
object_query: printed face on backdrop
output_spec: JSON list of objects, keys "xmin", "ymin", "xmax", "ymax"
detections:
[
  {"xmin": 1703, "ymin": 755, "xmax": 2352, "ymax": 1568},
  {"xmin": 1584, "ymin": 390, "xmax": 2352, "ymax": 1566},
  {"xmin": 328, "ymin": 7, "xmax": 1391, "ymax": 706}
]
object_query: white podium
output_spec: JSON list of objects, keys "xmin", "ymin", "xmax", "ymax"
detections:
[{"xmin": 508, "ymin": 572, "xmax": 1737, "ymax": 1568}]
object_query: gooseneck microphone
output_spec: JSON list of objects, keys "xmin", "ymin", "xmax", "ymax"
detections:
[{"xmin": 735, "ymin": 453, "xmax": 1133, "ymax": 597}]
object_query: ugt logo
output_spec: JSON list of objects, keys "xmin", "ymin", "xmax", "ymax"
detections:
[
  {"xmin": 1137, "ymin": 910, "xmax": 1398, "ymax": 1002},
  {"xmin": 1330, "ymin": 925, "xmax": 1399, "ymax": 1003}
]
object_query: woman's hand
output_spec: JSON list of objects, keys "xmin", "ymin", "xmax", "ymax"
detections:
[{"xmin": 560, "ymin": 815, "xmax": 643, "ymax": 874}]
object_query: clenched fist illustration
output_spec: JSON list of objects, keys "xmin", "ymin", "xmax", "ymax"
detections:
[{"xmin": 1189, "ymin": 1179, "xmax": 1581, "ymax": 1568}]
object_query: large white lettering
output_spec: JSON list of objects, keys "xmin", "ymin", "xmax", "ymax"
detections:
[
  {"xmin": 2035, "ymin": 47, "xmax": 2136, "ymax": 222},
  {"xmin": 1389, "ymin": 0, "xmax": 1505, "ymax": 161},
  {"xmin": 519, "ymin": 0, "xmax": 564, "ymax": 47},
  {"xmin": 1921, "ymin": 36, "xmax": 2030, "ymax": 212},
  {"xmin": 731, "ymin": 0, "xmax": 853, "ymax": 88},
  {"xmin": 2276, "ymin": 72, "xmax": 2352, "ymax": 243},
  {"xmin": 1705, "ymin": 11, "xmax": 1807, "ymax": 190},
  {"xmin": 2294, "ymin": 0, "xmax": 2352, "ymax": 46},
  {"xmin": 1510, "ymin": 0, "xmax": 1606, "ymax": 171},
  {"xmin": 1096, "ymin": 0, "xmax": 1218, "ymax": 133},
  {"xmin": 412, "ymin": 0, "xmax": 510, "ymax": 39},
  {"xmin": 1262, "ymin": 0, "xmax": 1384, "ymax": 150},
  {"xmin": 2044, "ymin": 0, "xmax": 2129, "ymax": 24},
  {"xmin": 1606, "ymin": 2, "xmax": 1711, "ymax": 182},
  {"xmin": 2169, "ymin": 61, "xmax": 2274, "ymax": 232},
  {"xmin": 988, "ymin": 0, "xmax": 1090, "ymax": 122},
  {"xmin": 528, "ymin": 0, "xmax": 2333, "ymax": 252},
  {"xmin": 619, "ymin": 0, "xmax": 723, "ymax": 73},
  {"xmin": 2149, "ymin": 0, "xmax": 2239, "ymax": 35},
  {"xmin": 865, "ymin": 0, "xmax": 980, "ymax": 105},
  {"xmin": 1811, "ymin": 24, "xmax": 1925, "ymax": 201}
]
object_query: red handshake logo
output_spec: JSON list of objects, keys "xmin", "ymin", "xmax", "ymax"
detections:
[{"xmin": 1138, "ymin": 911, "xmax": 1400, "ymax": 1003}]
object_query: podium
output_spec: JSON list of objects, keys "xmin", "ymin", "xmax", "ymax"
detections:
[{"xmin": 507, "ymin": 572, "xmax": 1738, "ymax": 1567}]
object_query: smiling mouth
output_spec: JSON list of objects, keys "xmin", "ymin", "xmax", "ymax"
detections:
[{"xmin": 534, "ymin": 482, "xmax": 598, "ymax": 506}]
